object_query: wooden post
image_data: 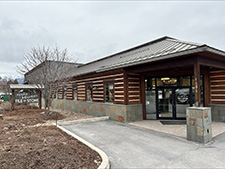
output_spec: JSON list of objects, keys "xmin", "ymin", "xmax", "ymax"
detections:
[
  {"xmin": 203, "ymin": 70, "xmax": 211, "ymax": 107},
  {"xmin": 12, "ymin": 89, "xmax": 15, "ymax": 110},
  {"xmin": 140, "ymin": 75, "xmax": 146, "ymax": 120},
  {"xmin": 194, "ymin": 57, "xmax": 201, "ymax": 107}
]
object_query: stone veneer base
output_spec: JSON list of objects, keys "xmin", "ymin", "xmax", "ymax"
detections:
[
  {"xmin": 209, "ymin": 104, "xmax": 225, "ymax": 122},
  {"xmin": 50, "ymin": 99, "xmax": 143, "ymax": 123}
]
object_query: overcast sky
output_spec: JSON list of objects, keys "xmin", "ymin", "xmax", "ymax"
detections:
[{"xmin": 0, "ymin": 1, "xmax": 225, "ymax": 78}]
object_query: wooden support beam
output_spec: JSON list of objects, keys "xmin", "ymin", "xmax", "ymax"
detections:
[
  {"xmin": 198, "ymin": 55, "xmax": 225, "ymax": 70},
  {"xmin": 11, "ymin": 89, "xmax": 15, "ymax": 110},
  {"xmin": 203, "ymin": 70, "xmax": 211, "ymax": 107},
  {"xmin": 194, "ymin": 58, "xmax": 201, "ymax": 107},
  {"xmin": 127, "ymin": 56, "xmax": 196, "ymax": 73},
  {"xmin": 140, "ymin": 75, "xmax": 146, "ymax": 120}
]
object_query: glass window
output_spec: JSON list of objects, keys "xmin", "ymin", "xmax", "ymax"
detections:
[
  {"xmin": 145, "ymin": 79, "xmax": 148, "ymax": 91},
  {"xmin": 105, "ymin": 83, "xmax": 114, "ymax": 103},
  {"xmin": 86, "ymin": 84, "xmax": 92, "ymax": 101},
  {"xmin": 57, "ymin": 88, "xmax": 61, "ymax": 99},
  {"xmin": 150, "ymin": 78, "xmax": 156, "ymax": 90},
  {"xmin": 73, "ymin": 85, "xmax": 77, "ymax": 101},
  {"xmin": 145, "ymin": 78, "xmax": 157, "ymax": 119},
  {"xmin": 157, "ymin": 77, "xmax": 177, "ymax": 86},
  {"xmin": 178, "ymin": 76, "xmax": 190, "ymax": 86},
  {"xmin": 63, "ymin": 87, "xmax": 67, "ymax": 99}
]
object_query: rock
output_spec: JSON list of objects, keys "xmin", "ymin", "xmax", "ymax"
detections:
[
  {"xmin": 0, "ymin": 107, "xmax": 4, "ymax": 110},
  {"xmin": 0, "ymin": 114, "xmax": 3, "ymax": 120}
]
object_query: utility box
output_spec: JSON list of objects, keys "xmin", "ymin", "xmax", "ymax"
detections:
[{"xmin": 186, "ymin": 107, "xmax": 212, "ymax": 144}]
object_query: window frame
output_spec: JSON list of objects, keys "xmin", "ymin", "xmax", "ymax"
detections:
[
  {"xmin": 85, "ymin": 83, "xmax": 93, "ymax": 102},
  {"xmin": 72, "ymin": 84, "xmax": 78, "ymax": 101},
  {"xmin": 62, "ymin": 86, "xmax": 67, "ymax": 99},
  {"xmin": 104, "ymin": 80, "xmax": 115, "ymax": 104},
  {"xmin": 57, "ymin": 87, "xmax": 63, "ymax": 99}
]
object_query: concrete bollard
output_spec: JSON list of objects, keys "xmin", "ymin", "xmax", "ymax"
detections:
[
  {"xmin": 0, "ymin": 114, "xmax": 3, "ymax": 120},
  {"xmin": 186, "ymin": 107, "xmax": 212, "ymax": 144}
]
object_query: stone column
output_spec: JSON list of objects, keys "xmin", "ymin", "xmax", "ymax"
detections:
[{"xmin": 186, "ymin": 107, "xmax": 212, "ymax": 144}]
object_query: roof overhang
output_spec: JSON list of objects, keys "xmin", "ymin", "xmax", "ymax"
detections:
[
  {"xmin": 10, "ymin": 84, "xmax": 44, "ymax": 90},
  {"xmin": 97, "ymin": 45, "xmax": 225, "ymax": 73}
]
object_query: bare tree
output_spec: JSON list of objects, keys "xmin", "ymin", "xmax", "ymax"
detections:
[
  {"xmin": 17, "ymin": 45, "xmax": 74, "ymax": 115},
  {"xmin": 0, "ymin": 77, "xmax": 18, "ymax": 101},
  {"xmin": 0, "ymin": 78, "xmax": 9, "ymax": 95}
]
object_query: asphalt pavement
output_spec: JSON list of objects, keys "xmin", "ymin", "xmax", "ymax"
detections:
[{"xmin": 63, "ymin": 120, "xmax": 225, "ymax": 168}]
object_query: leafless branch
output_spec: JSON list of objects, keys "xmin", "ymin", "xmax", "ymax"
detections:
[{"xmin": 17, "ymin": 45, "xmax": 74, "ymax": 114}]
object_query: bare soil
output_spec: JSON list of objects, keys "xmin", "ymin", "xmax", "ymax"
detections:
[
  {"xmin": 0, "ymin": 105, "xmax": 101, "ymax": 169},
  {"xmin": 51, "ymin": 108, "xmax": 94, "ymax": 122}
]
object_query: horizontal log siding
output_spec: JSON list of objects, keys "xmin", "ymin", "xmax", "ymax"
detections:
[
  {"xmin": 64, "ymin": 71, "xmax": 124, "ymax": 104},
  {"xmin": 92, "ymin": 80, "xmax": 104, "ymax": 102},
  {"xmin": 210, "ymin": 70, "xmax": 225, "ymax": 104},
  {"xmin": 77, "ymin": 83, "xmax": 86, "ymax": 101},
  {"xmin": 57, "ymin": 88, "xmax": 63, "ymax": 99},
  {"xmin": 128, "ymin": 75, "xmax": 141, "ymax": 104},
  {"xmin": 66, "ymin": 86, "xmax": 73, "ymax": 100},
  {"xmin": 114, "ymin": 76, "xmax": 125, "ymax": 104}
]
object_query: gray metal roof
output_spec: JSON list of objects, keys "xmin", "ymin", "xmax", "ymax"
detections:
[{"xmin": 67, "ymin": 36, "xmax": 224, "ymax": 78}]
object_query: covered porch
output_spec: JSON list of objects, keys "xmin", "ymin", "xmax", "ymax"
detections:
[
  {"xmin": 130, "ymin": 120, "xmax": 225, "ymax": 139},
  {"xmin": 125, "ymin": 49, "xmax": 225, "ymax": 121}
]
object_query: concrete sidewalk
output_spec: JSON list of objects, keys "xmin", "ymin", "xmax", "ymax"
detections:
[
  {"xmin": 63, "ymin": 120, "xmax": 225, "ymax": 168},
  {"xmin": 130, "ymin": 120, "xmax": 225, "ymax": 139}
]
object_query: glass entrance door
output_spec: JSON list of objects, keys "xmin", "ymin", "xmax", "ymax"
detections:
[
  {"xmin": 157, "ymin": 88, "xmax": 173, "ymax": 118},
  {"xmin": 175, "ymin": 87, "xmax": 191, "ymax": 119},
  {"xmin": 157, "ymin": 87, "xmax": 190, "ymax": 119}
]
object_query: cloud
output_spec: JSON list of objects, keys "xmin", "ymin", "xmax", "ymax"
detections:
[
  {"xmin": 0, "ymin": 1, "xmax": 225, "ymax": 76},
  {"xmin": 0, "ymin": 16, "xmax": 55, "ymax": 64}
]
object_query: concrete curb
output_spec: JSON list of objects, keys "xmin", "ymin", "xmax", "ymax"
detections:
[
  {"xmin": 56, "ymin": 124, "xmax": 110, "ymax": 169},
  {"xmin": 58, "ymin": 116, "xmax": 109, "ymax": 126}
]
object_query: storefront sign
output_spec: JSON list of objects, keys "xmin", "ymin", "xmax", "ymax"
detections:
[{"xmin": 15, "ymin": 90, "xmax": 39, "ymax": 104}]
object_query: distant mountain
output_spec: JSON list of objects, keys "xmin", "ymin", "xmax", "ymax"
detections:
[{"xmin": 16, "ymin": 78, "xmax": 24, "ymax": 84}]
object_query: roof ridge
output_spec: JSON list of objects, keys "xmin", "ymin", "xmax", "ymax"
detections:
[
  {"xmin": 76, "ymin": 36, "xmax": 177, "ymax": 69},
  {"xmin": 166, "ymin": 38, "xmax": 204, "ymax": 47}
]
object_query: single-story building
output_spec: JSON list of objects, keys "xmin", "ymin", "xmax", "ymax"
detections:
[{"xmin": 30, "ymin": 36, "xmax": 225, "ymax": 122}]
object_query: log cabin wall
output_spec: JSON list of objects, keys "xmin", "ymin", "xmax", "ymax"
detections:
[
  {"xmin": 62, "ymin": 70, "xmax": 125, "ymax": 104},
  {"xmin": 57, "ymin": 88, "xmax": 63, "ymax": 99},
  {"xmin": 210, "ymin": 70, "xmax": 225, "ymax": 104},
  {"xmin": 127, "ymin": 74, "xmax": 141, "ymax": 105},
  {"xmin": 60, "ymin": 70, "xmax": 142, "ymax": 106},
  {"xmin": 66, "ymin": 86, "xmax": 73, "ymax": 100},
  {"xmin": 53, "ymin": 69, "xmax": 143, "ymax": 122}
]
